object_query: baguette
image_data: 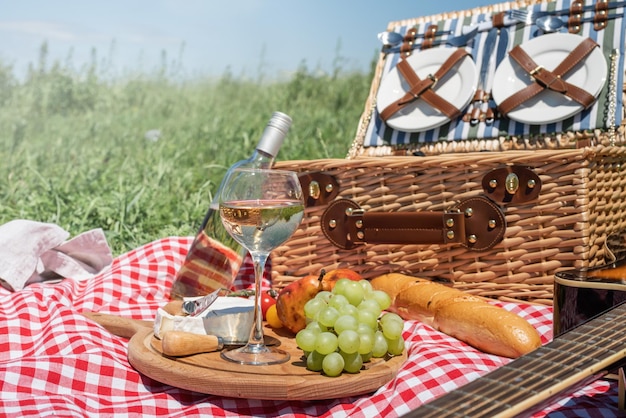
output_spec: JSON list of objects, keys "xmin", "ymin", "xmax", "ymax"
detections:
[{"xmin": 371, "ymin": 273, "xmax": 542, "ymax": 358}]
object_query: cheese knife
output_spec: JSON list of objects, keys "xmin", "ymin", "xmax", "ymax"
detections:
[{"xmin": 81, "ymin": 310, "xmax": 277, "ymax": 356}]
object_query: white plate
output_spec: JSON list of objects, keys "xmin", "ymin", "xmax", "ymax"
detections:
[
  {"xmin": 376, "ymin": 48, "xmax": 478, "ymax": 132},
  {"xmin": 492, "ymin": 33, "xmax": 607, "ymax": 125}
]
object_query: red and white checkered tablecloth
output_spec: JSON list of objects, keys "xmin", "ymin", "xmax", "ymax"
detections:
[{"xmin": 0, "ymin": 236, "xmax": 621, "ymax": 417}]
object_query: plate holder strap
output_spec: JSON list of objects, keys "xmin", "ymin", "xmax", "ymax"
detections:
[
  {"xmin": 593, "ymin": 0, "xmax": 609, "ymax": 31},
  {"xmin": 497, "ymin": 37, "xmax": 599, "ymax": 116},
  {"xmin": 379, "ymin": 48, "xmax": 469, "ymax": 122},
  {"xmin": 568, "ymin": 0, "xmax": 585, "ymax": 33}
]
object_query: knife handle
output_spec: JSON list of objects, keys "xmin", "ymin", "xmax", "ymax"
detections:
[{"xmin": 160, "ymin": 331, "xmax": 224, "ymax": 356}]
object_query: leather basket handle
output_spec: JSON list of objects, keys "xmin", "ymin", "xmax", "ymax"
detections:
[{"xmin": 321, "ymin": 196, "xmax": 506, "ymax": 251}]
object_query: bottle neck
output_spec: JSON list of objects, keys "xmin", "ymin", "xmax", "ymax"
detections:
[
  {"xmin": 245, "ymin": 148, "xmax": 275, "ymax": 169},
  {"xmin": 206, "ymin": 112, "xmax": 289, "ymax": 213},
  {"xmin": 207, "ymin": 148, "xmax": 275, "ymax": 212}
]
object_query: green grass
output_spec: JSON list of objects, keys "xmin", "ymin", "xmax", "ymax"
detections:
[{"xmin": 0, "ymin": 48, "xmax": 376, "ymax": 255}]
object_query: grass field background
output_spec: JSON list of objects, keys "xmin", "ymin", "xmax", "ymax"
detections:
[{"xmin": 0, "ymin": 46, "xmax": 375, "ymax": 255}]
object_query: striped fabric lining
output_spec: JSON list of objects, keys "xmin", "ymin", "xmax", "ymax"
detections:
[{"xmin": 364, "ymin": 0, "xmax": 625, "ymax": 147}]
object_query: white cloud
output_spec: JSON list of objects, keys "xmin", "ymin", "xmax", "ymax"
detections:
[
  {"xmin": 0, "ymin": 20, "xmax": 77, "ymax": 41},
  {"xmin": 0, "ymin": 19, "xmax": 181, "ymax": 48}
]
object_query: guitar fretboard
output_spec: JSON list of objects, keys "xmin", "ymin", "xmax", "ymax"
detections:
[{"xmin": 403, "ymin": 302, "xmax": 626, "ymax": 418}]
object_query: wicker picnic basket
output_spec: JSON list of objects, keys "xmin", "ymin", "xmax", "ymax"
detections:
[{"xmin": 271, "ymin": 0, "xmax": 626, "ymax": 306}]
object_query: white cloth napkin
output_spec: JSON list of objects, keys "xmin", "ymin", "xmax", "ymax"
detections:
[{"xmin": 0, "ymin": 220, "xmax": 113, "ymax": 292}]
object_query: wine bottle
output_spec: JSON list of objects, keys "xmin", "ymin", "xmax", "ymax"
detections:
[{"xmin": 170, "ymin": 111, "xmax": 292, "ymax": 299}]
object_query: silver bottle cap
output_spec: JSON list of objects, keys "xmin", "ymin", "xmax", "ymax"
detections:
[{"xmin": 256, "ymin": 111, "xmax": 292, "ymax": 157}]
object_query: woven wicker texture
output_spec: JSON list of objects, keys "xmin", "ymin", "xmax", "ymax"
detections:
[
  {"xmin": 273, "ymin": 146, "xmax": 626, "ymax": 305},
  {"xmin": 271, "ymin": 0, "xmax": 626, "ymax": 305}
]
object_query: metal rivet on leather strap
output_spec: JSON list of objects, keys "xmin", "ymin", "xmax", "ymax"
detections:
[
  {"xmin": 325, "ymin": 184, "xmax": 334, "ymax": 193},
  {"xmin": 489, "ymin": 219, "xmax": 496, "ymax": 229},
  {"xmin": 447, "ymin": 230, "xmax": 455, "ymax": 240},
  {"xmin": 446, "ymin": 218, "xmax": 455, "ymax": 227},
  {"xmin": 356, "ymin": 220, "xmax": 363, "ymax": 228},
  {"xmin": 465, "ymin": 207, "xmax": 473, "ymax": 217},
  {"xmin": 320, "ymin": 199, "xmax": 362, "ymax": 250},
  {"xmin": 528, "ymin": 179, "xmax": 536, "ymax": 189},
  {"xmin": 455, "ymin": 196, "xmax": 506, "ymax": 251},
  {"xmin": 489, "ymin": 179, "xmax": 497, "ymax": 189}
]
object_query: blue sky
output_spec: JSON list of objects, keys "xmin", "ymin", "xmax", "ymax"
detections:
[{"xmin": 0, "ymin": 1, "xmax": 494, "ymax": 80}]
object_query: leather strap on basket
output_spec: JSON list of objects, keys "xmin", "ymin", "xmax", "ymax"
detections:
[
  {"xmin": 497, "ymin": 37, "xmax": 598, "ymax": 117},
  {"xmin": 594, "ymin": 0, "xmax": 609, "ymax": 31},
  {"xmin": 492, "ymin": 11, "xmax": 506, "ymax": 28},
  {"xmin": 404, "ymin": 27, "xmax": 417, "ymax": 42},
  {"xmin": 320, "ymin": 196, "xmax": 506, "ymax": 252},
  {"xmin": 379, "ymin": 48, "xmax": 469, "ymax": 122},
  {"xmin": 420, "ymin": 25, "xmax": 441, "ymax": 49},
  {"xmin": 568, "ymin": 0, "xmax": 584, "ymax": 33}
]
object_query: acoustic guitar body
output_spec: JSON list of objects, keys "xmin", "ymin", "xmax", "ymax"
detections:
[
  {"xmin": 554, "ymin": 268, "xmax": 626, "ymax": 336},
  {"xmin": 554, "ymin": 232, "xmax": 626, "ymax": 336}
]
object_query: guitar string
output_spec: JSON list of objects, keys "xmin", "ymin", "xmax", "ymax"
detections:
[
  {"xmin": 430, "ymin": 349, "xmax": 600, "ymax": 417},
  {"xmin": 419, "ymin": 336, "xmax": 625, "ymax": 416},
  {"xmin": 477, "ymin": 308, "xmax": 626, "ymax": 414},
  {"xmin": 414, "ymin": 304, "xmax": 626, "ymax": 417},
  {"xmin": 452, "ymin": 310, "xmax": 626, "ymax": 415}
]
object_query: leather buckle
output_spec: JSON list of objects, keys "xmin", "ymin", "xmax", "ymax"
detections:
[
  {"xmin": 427, "ymin": 73, "xmax": 439, "ymax": 89},
  {"xmin": 529, "ymin": 65, "xmax": 544, "ymax": 78}
]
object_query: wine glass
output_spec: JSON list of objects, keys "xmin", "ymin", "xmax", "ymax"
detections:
[{"xmin": 218, "ymin": 167, "xmax": 304, "ymax": 365}]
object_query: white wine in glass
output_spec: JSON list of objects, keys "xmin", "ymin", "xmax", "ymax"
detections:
[{"xmin": 219, "ymin": 168, "xmax": 304, "ymax": 365}]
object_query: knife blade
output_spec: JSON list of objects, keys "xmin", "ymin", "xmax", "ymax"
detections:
[
  {"xmin": 486, "ymin": 25, "xmax": 509, "ymax": 123},
  {"xmin": 470, "ymin": 26, "xmax": 498, "ymax": 125},
  {"xmin": 495, "ymin": 27, "xmax": 508, "ymax": 66},
  {"xmin": 181, "ymin": 288, "xmax": 223, "ymax": 317}
]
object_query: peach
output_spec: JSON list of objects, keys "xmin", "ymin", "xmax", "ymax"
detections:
[
  {"xmin": 276, "ymin": 272, "xmax": 323, "ymax": 334},
  {"xmin": 320, "ymin": 268, "xmax": 362, "ymax": 292}
]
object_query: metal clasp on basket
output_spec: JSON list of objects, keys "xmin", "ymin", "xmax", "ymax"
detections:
[
  {"xmin": 482, "ymin": 166, "xmax": 541, "ymax": 204},
  {"xmin": 297, "ymin": 171, "xmax": 339, "ymax": 208}
]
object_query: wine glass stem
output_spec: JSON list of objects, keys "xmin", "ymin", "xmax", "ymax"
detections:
[{"xmin": 248, "ymin": 252, "xmax": 268, "ymax": 347}]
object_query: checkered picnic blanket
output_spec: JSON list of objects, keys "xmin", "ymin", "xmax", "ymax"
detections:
[{"xmin": 0, "ymin": 236, "xmax": 620, "ymax": 417}]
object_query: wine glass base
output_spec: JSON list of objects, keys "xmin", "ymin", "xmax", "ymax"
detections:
[{"xmin": 220, "ymin": 344, "xmax": 290, "ymax": 366}]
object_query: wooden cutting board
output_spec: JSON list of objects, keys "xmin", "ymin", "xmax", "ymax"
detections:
[{"xmin": 128, "ymin": 326, "xmax": 407, "ymax": 400}]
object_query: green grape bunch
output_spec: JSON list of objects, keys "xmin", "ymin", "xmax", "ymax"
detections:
[{"xmin": 294, "ymin": 278, "xmax": 405, "ymax": 377}]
